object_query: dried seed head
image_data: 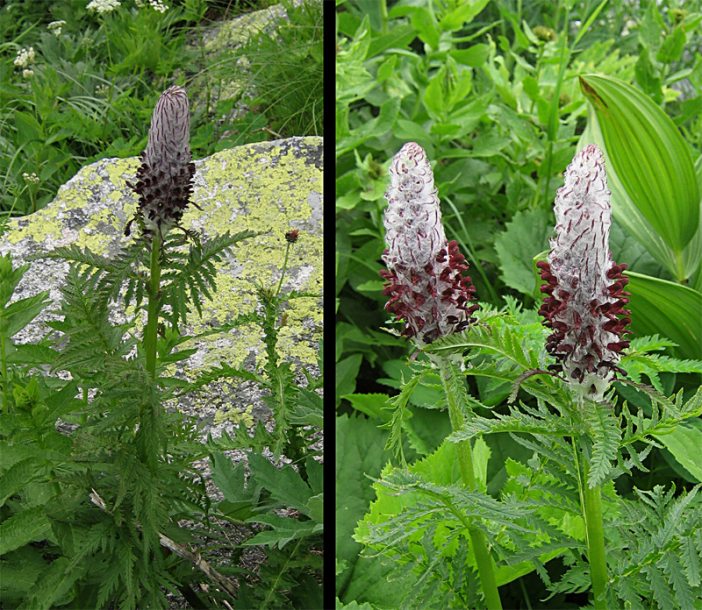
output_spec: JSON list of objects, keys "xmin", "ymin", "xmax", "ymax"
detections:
[
  {"xmin": 538, "ymin": 144, "xmax": 631, "ymax": 401},
  {"xmin": 381, "ymin": 142, "xmax": 477, "ymax": 346},
  {"xmin": 130, "ymin": 86, "xmax": 195, "ymax": 237}
]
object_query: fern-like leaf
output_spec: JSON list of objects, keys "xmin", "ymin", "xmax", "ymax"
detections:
[
  {"xmin": 449, "ymin": 403, "xmax": 574, "ymax": 443},
  {"xmin": 160, "ymin": 230, "xmax": 257, "ymax": 326},
  {"xmin": 585, "ymin": 401, "xmax": 621, "ymax": 487},
  {"xmin": 42, "ymin": 241, "xmax": 148, "ymax": 310},
  {"xmin": 620, "ymin": 335, "xmax": 702, "ymax": 393},
  {"xmin": 49, "ymin": 267, "xmax": 134, "ymax": 379},
  {"xmin": 381, "ymin": 372, "xmax": 421, "ymax": 464}
]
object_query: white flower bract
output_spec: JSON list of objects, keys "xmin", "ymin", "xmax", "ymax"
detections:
[
  {"xmin": 13, "ymin": 47, "xmax": 35, "ymax": 68},
  {"xmin": 381, "ymin": 142, "xmax": 478, "ymax": 345},
  {"xmin": 550, "ymin": 144, "xmax": 611, "ymax": 302},
  {"xmin": 383, "ymin": 142, "xmax": 446, "ymax": 270},
  {"xmin": 540, "ymin": 144, "xmax": 631, "ymax": 402},
  {"xmin": 148, "ymin": 0, "xmax": 168, "ymax": 12},
  {"xmin": 86, "ymin": 0, "xmax": 121, "ymax": 14},
  {"xmin": 48, "ymin": 20, "xmax": 66, "ymax": 35}
]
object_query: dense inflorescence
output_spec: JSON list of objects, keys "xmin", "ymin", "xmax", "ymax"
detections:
[
  {"xmin": 129, "ymin": 85, "xmax": 196, "ymax": 238},
  {"xmin": 381, "ymin": 142, "xmax": 478, "ymax": 346},
  {"xmin": 538, "ymin": 144, "xmax": 631, "ymax": 401}
]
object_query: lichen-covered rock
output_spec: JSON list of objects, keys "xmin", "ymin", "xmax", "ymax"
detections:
[
  {"xmin": 0, "ymin": 136, "xmax": 322, "ymax": 427},
  {"xmin": 189, "ymin": 0, "xmax": 318, "ymax": 137},
  {"xmin": 202, "ymin": 3, "xmax": 289, "ymax": 52}
]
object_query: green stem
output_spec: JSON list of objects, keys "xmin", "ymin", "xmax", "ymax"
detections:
[
  {"xmin": 0, "ymin": 332, "xmax": 8, "ymax": 410},
  {"xmin": 575, "ymin": 436, "xmax": 608, "ymax": 609},
  {"xmin": 439, "ymin": 359, "xmax": 503, "ymax": 610},
  {"xmin": 674, "ymin": 249, "xmax": 686, "ymax": 283},
  {"xmin": 379, "ymin": 0, "xmax": 389, "ymax": 32},
  {"xmin": 275, "ymin": 241, "xmax": 291, "ymax": 298},
  {"xmin": 144, "ymin": 235, "xmax": 162, "ymax": 378},
  {"xmin": 583, "ymin": 479, "xmax": 607, "ymax": 608}
]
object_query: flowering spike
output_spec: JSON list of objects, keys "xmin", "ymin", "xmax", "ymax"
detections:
[
  {"xmin": 538, "ymin": 144, "xmax": 631, "ymax": 401},
  {"xmin": 381, "ymin": 143, "xmax": 478, "ymax": 346},
  {"xmin": 130, "ymin": 86, "xmax": 195, "ymax": 238}
]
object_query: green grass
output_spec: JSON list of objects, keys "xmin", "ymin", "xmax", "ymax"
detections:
[{"xmin": 0, "ymin": 0, "xmax": 323, "ymax": 218}]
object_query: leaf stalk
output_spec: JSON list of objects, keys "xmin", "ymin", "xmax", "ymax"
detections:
[{"xmin": 439, "ymin": 357, "xmax": 502, "ymax": 610}]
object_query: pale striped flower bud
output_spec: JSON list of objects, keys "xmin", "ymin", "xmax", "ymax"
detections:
[
  {"xmin": 129, "ymin": 86, "xmax": 195, "ymax": 237},
  {"xmin": 381, "ymin": 142, "xmax": 477, "ymax": 346},
  {"xmin": 538, "ymin": 144, "xmax": 630, "ymax": 401}
]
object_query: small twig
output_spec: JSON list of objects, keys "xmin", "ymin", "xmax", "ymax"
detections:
[
  {"xmin": 157, "ymin": 532, "xmax": 238, "ymax": 598},
  {"xmin": 89, "ymin": 489, "xmax": 237, "ymax": 599},
  {"xmin": 508, "ymin": 368, "xmax": 558, "ymax": 403},
  {"xmin": 612, "ymin": 377, "xmax": 656, "ymax": 394},
  {"xmin": 262, "ymin": 126, "xmax": 283, "ymax": 139}
]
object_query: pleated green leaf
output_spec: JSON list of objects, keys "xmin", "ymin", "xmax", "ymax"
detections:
[
  {"xmin": 580, "ymin": 74, "xmax": 700, "ymax": 256},
  {"xmin": 626, "ymin": 271, "xmax": 702, "ymax": 359}
]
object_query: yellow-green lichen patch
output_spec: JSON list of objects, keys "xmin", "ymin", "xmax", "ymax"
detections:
[
  {"xmin": 6, "ymin": 203, "xmax": 63, "ymax": 245},
  {"xmin": 5, "ymin": 157, "xmax": 139, "ymax": 252},
  {"xmin": 176, "ymin": 139, "xmax": 323, "ymax": 374},
  {"xmin": 4, "ymin": 138, "xmax": 322, "ymax": 396},
  {"xmin": 203, "ymin": 5, "xmax": 282, "ymax": 53},
  {"xmin": 103, "ymin": 158, "xmax": 139, "ymax": 187}
]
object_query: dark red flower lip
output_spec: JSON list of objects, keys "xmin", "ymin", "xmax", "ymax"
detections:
[
  {"xmin": 537, "ymin": 144, "xmax": 632, "ymax": 400},
  {"xmin": 538, "ymin": 260, "xmax": 630, "ymax": 385},
  {"xmin": 381, "ymin": 143, "xmax": 479, "ymax": 346},
  {"xmin": 381, "ymin": 240, "xmax": 478, "ymax": 345}
]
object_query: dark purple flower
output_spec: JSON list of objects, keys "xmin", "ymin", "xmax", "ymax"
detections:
[
  {"xmin": 285, "ymin": 229, "xmax": 300, "ymax": 244},
  {"xmin": 129, "ymin": 85, "xmax": 195, "ymax": 237},
  {"xmin": 381, "ymin": 143, "xmax": 478, "ymax": 346},
  {"xmin": 538, "ymin": 144, "xmax": 630, "ymax": 401}
]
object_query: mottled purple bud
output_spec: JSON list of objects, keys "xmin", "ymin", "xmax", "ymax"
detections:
[
  {"xmin": 539, "ymin": 144, "xmax": 631, "ymax": 401},
  {"xmin": 381, "ymin": 143, "xmax": 478, "ymax": 346},
  {"xmin": 129, "ymin": 86, "xmax": 195, "ymax": 237}
]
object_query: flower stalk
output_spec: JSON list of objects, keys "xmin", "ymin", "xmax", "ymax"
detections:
[
  {"xmin": 572, "ymin": 427, "xmax": 608, "ymax": 610},
  {"xmin": 381, "ymin": 143, "xmax": 501, "ymax": 609},
  {"xmin": 144, "ymin": 234, "xmax": 162, "ymax": 378},
  {"xmin": 439, "ymin": 357, "xmax": 502, "ymax": 610},
  {"xmin": 275, "ymin": 229, "xmax": 299, "ymax": 298},
  {"xmin": 541, "ymin": 145, "xmax": 628, "ymax": 606},
  {"xmin": 581, "ymin": 461, "xmax": 608, "ymax": 609},
  {"xmin": 130, "ymin": 85, "xmax": 195, "ymax": 378}
]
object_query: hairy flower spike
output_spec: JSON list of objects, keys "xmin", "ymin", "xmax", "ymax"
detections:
[
  {"xmin": 538, "ymin": 144, "xmax": 631, "ymax": 401},
  {"xmin": 129, "ymin": 86, "xmax": 195, "ymax": 238},
  {"xmin": 381, "ymin": 142, "xmax": 478, "ymax": 346}
]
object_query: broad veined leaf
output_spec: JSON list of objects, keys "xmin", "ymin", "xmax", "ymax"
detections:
[
  {"xmin": 626, "ymin": 271, "xmax": 702, "ymax": 359},
  {"xmin": 581, "ymin": 108, "xmax": 702, "ymax": 281},
  {"xmin": 247, "ymin": 453, "xmax": 313, "ymax": 515},
  {"xmin": 336, "ymin": 415, "xmax": 408, "ymax": 607},
  {"xmin": 243, "ymin": 514, "xmax": 322, "ymax": 549},
  {"xmin": 653, "ymin": 419, "xmax": 702, "ymax": 483},
  {"xmin": 494, "ymin": 206, "xmax": 552, "ymax": 297},
  {"xmin": 580, "ymin": 74, "xmax": 699, "ymax": 257}
]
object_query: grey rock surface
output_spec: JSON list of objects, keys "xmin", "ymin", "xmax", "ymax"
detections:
[{"xmin": 0, "ymin": 136, "xmax": 323, "ymax": 434}]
